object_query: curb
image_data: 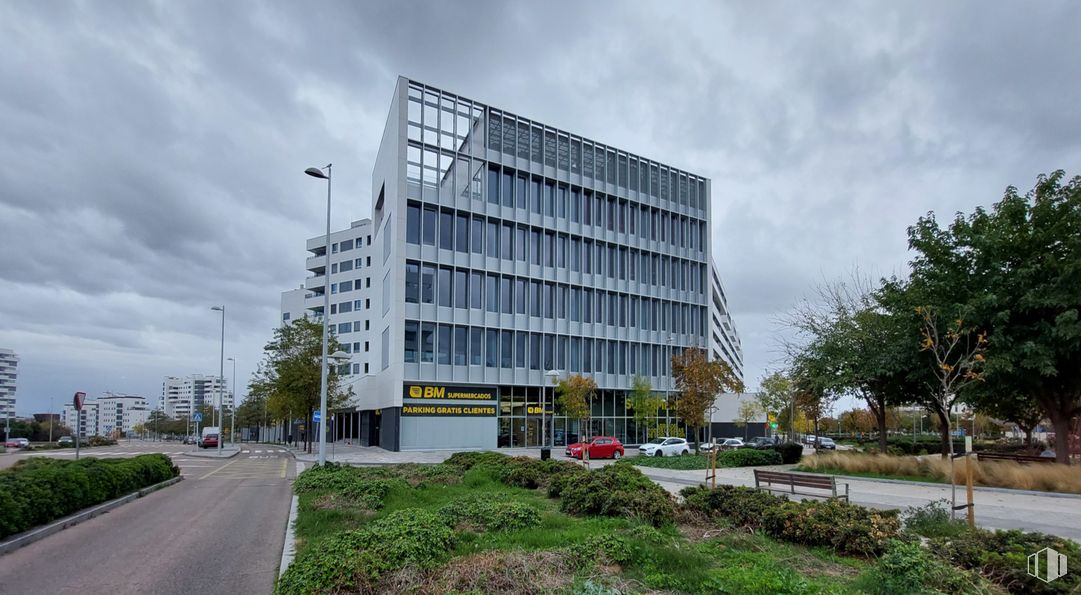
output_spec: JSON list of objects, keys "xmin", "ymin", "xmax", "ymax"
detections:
[
  {"xmin": 808, "ymin": 471, "xmax": 1081, "ymax": 500},
  {"xmin": 0, "ymin": 475, "xmax": 183, "ymax": 556},
  {"xmin": 279, "ymin": 461, "xmax": 304, "ymax": 578},
  {"xmin": 185, "ymin": 448, "xmax": 242, "ymax": 460}
]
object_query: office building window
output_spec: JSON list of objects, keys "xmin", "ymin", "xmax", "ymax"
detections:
[
  {"xmin": 420, "ymin": 322, "xmax": 435, "ymax": 363},
  {"xmin": 421, "ymin": 264, "xmax": 435, "ymax": 304},
  {"xmin": 405, "ymin": 261, "xmax": 419, "ymax": 303},
  {"xmin": 403, "ymin": 321, "xmax": 418, "ymax": 363},
  {"xmin": 453, "ymin": 269, "xmax": 467, "ymax": 308},
  {"xmin": 470, "ymin": 327, "xmax": 482, "ymax": 366},
  {"xmin": 437, "ymin": 323, "xmax": 451, "ymax": 365},
  {"xmin": 437, "ymin": 266, "xmax": 452, "ymax": 307},
  {"xmin": 421, "ymin": 206, "xmax": 436, "ymax": 245},
  {"xmin": 453, "ymin": 326, "xmax": 467, "ymax": 365},
  {"xmin": 485, "ymin": 329, "xmax": 498, "ymax": 368}
]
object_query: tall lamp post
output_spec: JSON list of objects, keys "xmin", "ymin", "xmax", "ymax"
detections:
[
  {"xmin": 305, "ymin": 163, "xmax": 333, "ymax": 466},
  {"xmin": 544, "ymin": 370, "xmax": 561, "ymax": 449},
  {"xmin": 211, "ymin": 305, "xmax": 225, "ymax": 455},
  {"xmin": 227, "ymin": 357, "xmax": 236, "ymax": 445}
]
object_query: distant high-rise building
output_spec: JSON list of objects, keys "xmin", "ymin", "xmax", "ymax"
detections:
[
  {"xmin": 161, "ymin": 375, "xmax": 233, "ymax": 419},
  {"xmin": 0, "ymin": 348, "xmax": 17, "ymax": 421}
]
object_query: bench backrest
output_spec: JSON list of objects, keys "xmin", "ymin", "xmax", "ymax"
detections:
[
  {"xmin": 754, "ymin": 469, "xmax": 835, "ymax": 490},
  {"xmin": 976, "ymin": 452, "xmax": 1054, "ymax": 464}
]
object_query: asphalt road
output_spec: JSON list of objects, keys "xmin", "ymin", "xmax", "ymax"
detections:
[{"xmin": 0, "ymin": 445, "xmax": 294, "ymax": 595}]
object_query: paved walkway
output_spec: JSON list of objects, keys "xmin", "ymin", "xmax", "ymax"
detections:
[{"xmin": 277, "ymin": 441, "xmax": 1081, "ymax": 542}]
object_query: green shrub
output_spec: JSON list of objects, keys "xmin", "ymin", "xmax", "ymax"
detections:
[
  {"xmin": 444, "ymin": 451, "xmax": 511, "ymax": 470},
  {"xmin": 340, "ymin": 478, "xmax": 408, "ymax": 510},
  {"xmin": 438, "ymin": 494, "xmax": 541, "ymax": 532},
  {"xmin": 546, "ymin": 465, "xmax": 588, "ymax": 498},
  {"xmin": 856, "ymin": 539, "xmax": 985, "ymax": 595},
  {"xmin": 86, "ymin": 435, "xmax": 117, "ymax": 447},
  {"xmin": 277, "ymin": 509, "xmax": 454, "ymax": 594},
  {"xmin": 771, "ymin": 442, "xmax": 804, "ymax": 464},
  {"xmin": 680, "ymin": 485, "xmax": 787, "ymax": 528},
  {"xmin": 716, "ymin": 448, "xmax": 783, "ymax": 467},
  {"xmin": 930, "ymin": 528, "xmax": 1081, "ymax": 594},
  {"xmin": 761, "ymin": 499, "xmax": 900, "ymax": 556},
  {"xmin": 559, "ymin": 462, "xmax": 675, "ymax": 526},
  {"xmin": 0, "ymin": 454, "xmax": 178, "ymax": 539},
  {"xmin": 901, "ymin": 499, "xmax": 969, "ymax": 538}
]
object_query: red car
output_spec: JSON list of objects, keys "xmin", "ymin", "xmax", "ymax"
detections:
[
  {"xmin": 565, "ymin": 436, "xmax": 625, "ymax": 460},
  {"xmin": 200, "ymin": 434, "xmax": 219, "ymax": 449}
]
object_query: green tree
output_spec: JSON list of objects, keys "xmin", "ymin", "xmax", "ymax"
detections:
[
  {"xmin": 907, "ymin": 171, "xmax": 1081, "ymax": 464},
  {"xmin": 759, "ymin": 371, "xmax": 795, "ymax": 440},
  {"xmin": 671, "ymin": 348, "xmax": 744, "ymax": 452},
  {"xmin": 734, "ymin": 400, "xmax": 761, "ymax": 440},
  {"xmin": 556, "ymin": 374, "xmax": 597, "ymax": 461},
  {"xmin": 626, "ymin": 375, "xmax": 663, "ymax": 441},
  {"xmin": 248, "ymin": 318, "xmax": 353, "ymax": 454}
]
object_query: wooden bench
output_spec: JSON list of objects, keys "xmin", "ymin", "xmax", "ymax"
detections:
[
  {"xmin": 975, "ymin": 452, "xmax": 1054, "ymax": 464},
  {"xmin": 753, "ymin": 469, "xmax": 849, "ymax": 501}
]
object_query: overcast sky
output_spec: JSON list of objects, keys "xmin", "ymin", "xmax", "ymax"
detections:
[{"xmin": 2, "ymin": 1, "xmax": 1079, "ymax": 417}]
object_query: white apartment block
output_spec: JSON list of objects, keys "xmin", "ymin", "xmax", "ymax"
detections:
[
  {"xmin": 61, "ymin": 401, "xmax": 99, "ymax": 437},
  {"xmin": 161, "ymin": 375, "xmax": 233, "ymax": 419},
  {"xmin": 279, "ymin": 218, "xmax": 377, "ymax": 385},
  {"xmin": 0, "ymin": 348, "xmax": 16, "ymax": 420}
]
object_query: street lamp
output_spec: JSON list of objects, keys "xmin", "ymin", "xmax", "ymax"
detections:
[
  {"xmin": 211, "ymin": 305, "xmax": 225, "ymax": 455},
  {"xmin": 227, "ymin": 357, "xmax": 236, "ymax": 445},
  {"xmin": 320, "ymin": 350, "xmax": 350, "ymax": 461},
  {"xmin": 306, "ymin": 163, "xmax": 333, "ymax": 466},
  {"xmin": 544, "ymin": 370, "xmax": 561, "ymax": 449}
]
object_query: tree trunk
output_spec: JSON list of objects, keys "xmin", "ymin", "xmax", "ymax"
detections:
[
  {"xmin": 1037, "ymin": 393, "xmax": 1077, "ymax": 465},
  {"xmin": 1018, "ymin": 423, "xmax": 1034, "ymax": 448},
  {"xmin": 813, "ymin": 417, "xmax": 820, "ymax": 450},
  {"xmin": 934, "ymin": 407, "xmax": 952, "ymax": 460}
]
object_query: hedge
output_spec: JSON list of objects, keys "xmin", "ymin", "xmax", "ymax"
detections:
[
  {"xmin": 0, "ymin": 454, "xmax": 179, "ymax": 539},
  {"xmin": 681, "ymin": 485, "xmax": 900, "ymax": 556},
  {"xmin": 771, "ymin": 442, "xmax": 803, "ymax": 464}
]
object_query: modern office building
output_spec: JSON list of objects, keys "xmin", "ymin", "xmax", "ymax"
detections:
[
  {"xmin": 61, "ymin": 392, "xmax": 151, "ymax": 437},
  {"xmin": 161, "ymin": 375, "xmax": 233, "ymax": 419},
  {"xmin": 0, "ymin": 348, "xmax": 17, "ymax": 421},
  {"xmin": 289, "ymin": 77, "xmax": 742, "ymax": 451}
]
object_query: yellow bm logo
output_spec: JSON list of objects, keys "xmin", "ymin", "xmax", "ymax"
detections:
[{"xmin": 409, "ymin": 386, "xmax": 445, "ymax": 399}]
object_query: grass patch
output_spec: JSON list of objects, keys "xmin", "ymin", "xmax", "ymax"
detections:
[{"xmin": 702, "ymin": 531, "xmax": 868, "ymax": 594}]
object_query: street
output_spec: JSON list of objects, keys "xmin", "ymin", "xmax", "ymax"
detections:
[{"xmin": 0, "ymin": 444, "xmax": 294, "ymax": 595}]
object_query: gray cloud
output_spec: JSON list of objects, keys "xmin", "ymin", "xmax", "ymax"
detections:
[{"xmin": 1, "ymin": 0, "xmax": 1079, "ymax": 416}]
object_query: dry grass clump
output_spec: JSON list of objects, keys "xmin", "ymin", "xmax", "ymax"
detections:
[
  {"xmin": 378, "ymin": 550, "xmax": 579, "ymax": 594},
  {"xmin": 801, "ymin": 452, "xmax": 1081, "ymax": 493}
]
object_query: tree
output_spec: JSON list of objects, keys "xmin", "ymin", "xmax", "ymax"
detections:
[
  {"xmin": 249, "ymin": 318, "xmax": 353, "ymax": 453},
  {"xmin": 839, "ymin": 408, "xmax": 875, "ymax": 434},
  {"xmin": 734, "ymin": 400, "xmax": 761, "ymax": 440},
  {"xmin": 759, "ymin": 371, "xmax": 796, "ymax": 441},
  {"xmin": 671, "ymin": 348, "xmax": 744, "ymax": 452},
  {"xmin": 916, "ymin": 305, "xmax": 988, "ymax": 458},
  {"xmin": 627, "ymin": 375, "xmax": 663, "ymax": 442},
  {"xmin": 907, "ymin": 171, "xmax": 1081, "ymax": 464},
  {"xmin": 556, "ymin": 374, "xmax": 597, "ymax": 462}
]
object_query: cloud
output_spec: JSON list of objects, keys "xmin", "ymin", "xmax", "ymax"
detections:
[{"xmin": 1, "ymin": 0, "xmax": 1079, "ymax": 416}]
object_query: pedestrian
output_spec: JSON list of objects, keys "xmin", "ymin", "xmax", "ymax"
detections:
[{"xmin": 287, "ymin": 433, "xmax": 292, "ymax": 447}]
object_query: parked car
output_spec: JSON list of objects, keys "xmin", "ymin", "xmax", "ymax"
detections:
[
  {"xmin": 200, "ymin": 434, "xmax": 219, "ymax": 449},
  {"xmin": 57, "ymin": 436, "xmax": 74, "ymax": 446},
  {"xmin": 719, "ymin": 438, "xmax": 745, "ymax": 450},
  {"xmin": 183, "ymin": 435, "xmax": 198, "ymax": 445},
  {"xmin": 748, "ymin": 436, "xmax": 780, "ymax": 449},
  {"xmin": 816, "ymin": 437, "xmax": 837, "ymax": 450},
  {"xmin": 565, "ymin": 436, "xmax": 625, "ymax": 460},
  {"xmin": 4, "ymin": 439, "xmax": 21, "ymax": 448},
  {"xmin": 638, "ymin": 437, "xmax": 690, "ymax": 457}
]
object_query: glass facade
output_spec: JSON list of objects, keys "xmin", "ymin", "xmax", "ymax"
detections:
[{"xmin": 397, "ymin": 80, "xmax": 718, "ymax": 447}]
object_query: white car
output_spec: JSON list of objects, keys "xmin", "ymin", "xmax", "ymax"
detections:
[
  {"xmin": 719, "ymin": 438, "xmax": 745, "ymax": 450},
  {"xmin": 638, "ymin": 437, "xmax": 690, "ymax": 457}
]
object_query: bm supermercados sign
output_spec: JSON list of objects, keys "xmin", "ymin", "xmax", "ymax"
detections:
[{"xmin": 403, "ymin": 384, "xmax": 496, "ymax": 401}]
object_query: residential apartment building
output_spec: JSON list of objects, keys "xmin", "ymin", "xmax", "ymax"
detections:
[
  {"xmin": 287, "ymin": 77, "xmax": 742, "ymax": 451},
  {"xmin": 161, "ymin": 375, "xmax": 233, "ymax": 419},
  {"xmin": 61, "ymin": 400, "xmax": 99, "ymax": 437},
  {"xmin": 0, "ymin": 348, "xmax": 16, "ymax": 421}
]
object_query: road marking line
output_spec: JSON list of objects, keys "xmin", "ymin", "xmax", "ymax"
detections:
[
  {"xmin": 280, "ymin": 459, "xmax": 287, "ymax": 478},
  {"xmin": 197, "ymin": 458, "xmax": 241, "ymax": 480}
]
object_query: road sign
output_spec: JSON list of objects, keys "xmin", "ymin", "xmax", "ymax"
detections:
[
  {"xmin": 73, "ymin": 391, "xmax": 85, "ymax": 411},
  {"xmin": 193, "ymin": 412, "xmax": 203, "ymax": 423},
  {"xmin": 313, "ymin": 410, "xmax": 321, "ymax": 423}
]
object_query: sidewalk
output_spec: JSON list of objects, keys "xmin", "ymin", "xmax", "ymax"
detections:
[
  {"xmin": 634, "ymin": 464, "xmax": 1081, "ymax": 543},
  {"xmin": 276, "ymin": 441, "xmax": 1081, "ymax": 542}
]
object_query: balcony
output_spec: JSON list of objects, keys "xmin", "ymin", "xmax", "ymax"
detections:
[
  {"xmin": 306, "ymin": 255, "xmax": 327, "ymax": 273},
  {"xmin": 305, "ymin": 275, "xmax": 327, "ymax": 292}
]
